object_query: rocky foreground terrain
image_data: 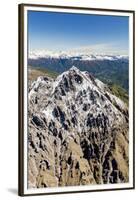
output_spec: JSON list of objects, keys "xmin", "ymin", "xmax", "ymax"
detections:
[{"xmin": 28, "ymin": 66, "xmax": 129, "ymax": 188}]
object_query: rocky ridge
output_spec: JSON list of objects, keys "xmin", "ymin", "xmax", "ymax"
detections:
[{"xmin": 28, "ymin": 66, "xmax": 129, "ymax": 188}]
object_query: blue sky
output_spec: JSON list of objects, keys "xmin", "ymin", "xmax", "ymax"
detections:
[{"xmin": 28, "ymin": 11, "xmax": 129, "ymax": 55}]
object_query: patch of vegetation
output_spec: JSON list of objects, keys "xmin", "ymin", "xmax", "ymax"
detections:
[
  {"xmin": 28, "ymin": 66, "xmax": 59, "ymax": 81},
  {"xmin": 108, "ymin": 83, "xmax": 129, "ymax": 105}
]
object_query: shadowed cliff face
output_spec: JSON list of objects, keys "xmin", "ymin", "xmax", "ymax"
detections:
[{"xmin": 28, "ymin": 66, "xmax": 129, "ymax": 188}]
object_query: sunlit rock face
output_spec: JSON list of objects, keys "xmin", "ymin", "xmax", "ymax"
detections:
[{"xmin": 28, "ymin": 66, "xmax": 129, "ymax": 188}]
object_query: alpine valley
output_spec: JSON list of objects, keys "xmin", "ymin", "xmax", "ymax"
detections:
[
  {"xmin": 29, "ymin": 50, "xmax": 129, "ymax": 92},
  {"xmin": 28, "ymin": 65, "xmax": 129, "ymax": 188}
]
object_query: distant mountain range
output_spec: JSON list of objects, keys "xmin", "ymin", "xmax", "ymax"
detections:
[
  {"xmin": 29, "ymin": 50, "xmax": 128, "ymax": 61},
  {"xmin": 28, "ymin": 50, "xmax": 129, "ymax": 92}
]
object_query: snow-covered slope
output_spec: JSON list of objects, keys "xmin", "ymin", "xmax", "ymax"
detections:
[{"xmin": 28, "ymin": 66, "xmax": 129, "ymax": 188}]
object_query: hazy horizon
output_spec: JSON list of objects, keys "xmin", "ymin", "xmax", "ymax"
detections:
[{"xmin": 28, "ymin": 11, "xmax": 129, "ymax": 55}]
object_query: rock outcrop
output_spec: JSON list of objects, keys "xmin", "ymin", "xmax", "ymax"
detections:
[{"xmin": 28, "ymin": 66, "xmax": 129, "ymax": 188}]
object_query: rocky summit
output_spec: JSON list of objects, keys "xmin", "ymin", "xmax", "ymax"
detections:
[{"xmin": 28, "ymin": 66, "xmax": 129, "ymax": 188}]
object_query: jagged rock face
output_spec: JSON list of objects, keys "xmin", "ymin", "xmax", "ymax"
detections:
[{"xmin": 28, "ymin": 66, "xmax": 129, "ymax": 188}]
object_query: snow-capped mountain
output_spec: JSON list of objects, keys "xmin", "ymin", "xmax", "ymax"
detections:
[
  {"xmin": 28, "ymin": 66, "xmax": 129, "ymax": 188},
  {"xmin": 29, "ymin": 50, "xmax": 128, "ymax": 61}
]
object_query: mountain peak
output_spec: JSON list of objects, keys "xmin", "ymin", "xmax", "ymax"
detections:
[
  {"xmin": 28, "ymin": 67, "xmax": 129, "ymax": 188},
  {"xmin": 69, "ymin": 66, "xmax": 80, "ymax": 72}
]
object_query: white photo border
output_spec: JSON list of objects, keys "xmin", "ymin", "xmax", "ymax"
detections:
[{"xmin": 19, "ymin": 4, "xmax": 135, "ymax": 196}]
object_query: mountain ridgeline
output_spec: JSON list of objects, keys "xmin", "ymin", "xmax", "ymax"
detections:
[
  {"xmin": 28, "ymin": 66, "xmax": 129, "ymax": 188},
  {"xmin": 28, "ymin": 53, "xmax": 129, "ymax": 92}
]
